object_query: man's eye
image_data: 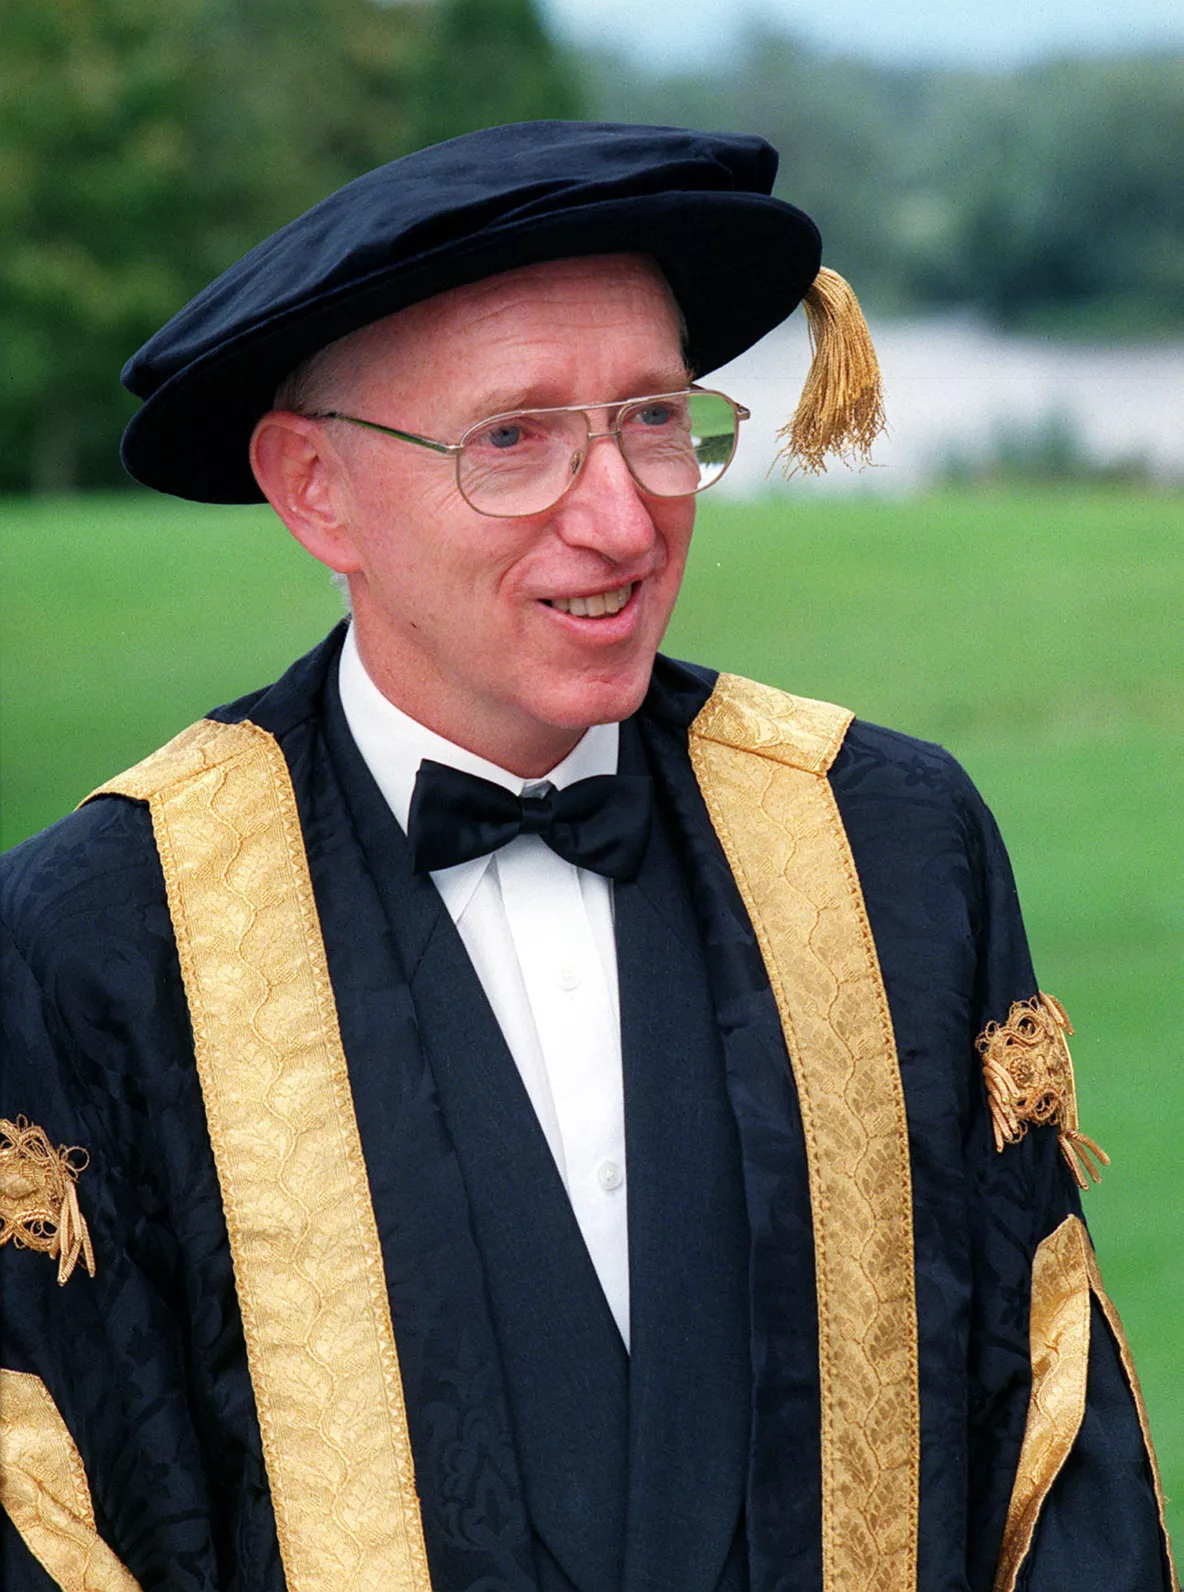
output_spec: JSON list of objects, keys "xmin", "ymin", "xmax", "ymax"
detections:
[
  {"xmin": 634, "ymin": 404, "xmax": 674, "ymax": 427},
  {"xmin": 482, "ymin": 423, "xmax": 525, "ymax": 450}
]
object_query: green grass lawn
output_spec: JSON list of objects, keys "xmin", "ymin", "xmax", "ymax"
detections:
[{"xmin": 2, "ymin": 485, "xmax": 1181, "ymax": 1545}]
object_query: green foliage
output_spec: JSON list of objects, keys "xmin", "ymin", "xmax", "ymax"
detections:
[
  {"xmin": 897, "ymin": 57, "xmax": 1184, "ymax": 328},
  {"xmin": 2, "ymin": 485, "xmax": 1180, "ymax": 1539},
  {"xmin": 580, "ymin": 35, "xmax": 1184, "ymax": 330},
  {"xmin": 0, "ymin": 0, "xmax": 580, "ymax": 492},
  {"xmin": 415, "ymin": 0, "xmax": 580, "ymax": 148}
]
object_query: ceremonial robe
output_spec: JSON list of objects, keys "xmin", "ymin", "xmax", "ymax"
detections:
[{"xmin": 1, "ymin": 626, "xmax": 1174, "ymax": 1592}]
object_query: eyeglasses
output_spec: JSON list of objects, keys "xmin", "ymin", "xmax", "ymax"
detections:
[{"xmin": 304, "ymin": 388, "xmax": 749, "ymax": 518}]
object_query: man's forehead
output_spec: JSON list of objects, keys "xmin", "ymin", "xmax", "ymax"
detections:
[
  {"xmin": 347, "ymin": 254, "xmax": 679, "ymax": 357},
  {"xmin": 310, "ymin": 254, "xmax": 688, "ymax": 409}
]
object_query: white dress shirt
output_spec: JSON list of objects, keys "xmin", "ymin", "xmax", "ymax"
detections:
[{"xmin": 338, "ymin": 625, "xmax": 631, "ymax": 1346}]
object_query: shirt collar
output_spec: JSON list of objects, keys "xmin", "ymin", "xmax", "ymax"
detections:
[{"xmin": 337, "ymin": 622, "xmax": 620, "ymax": 913}]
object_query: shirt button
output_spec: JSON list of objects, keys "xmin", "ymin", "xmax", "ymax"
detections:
[
  {"xmin": 557, "ymin": 963, "xmax": 581, "ymax": 991},
  {"xmin": 597, "ymin": 1159, "xmax": 623, "ymax": 1192}
]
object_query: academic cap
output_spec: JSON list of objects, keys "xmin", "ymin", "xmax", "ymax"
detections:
[{"xmin": 121, "ymin": 120, "xmax": 883, "ymax": 502}]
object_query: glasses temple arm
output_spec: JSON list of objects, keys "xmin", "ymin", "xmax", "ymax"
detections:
[{"xmin": 309, "ymin": 412, "xmax": 460, "ymax": 456}]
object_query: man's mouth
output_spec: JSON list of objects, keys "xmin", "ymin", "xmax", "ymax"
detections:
[{"xmin": 544, "ymin": 583, "xmax": 634, "ymax": 618}]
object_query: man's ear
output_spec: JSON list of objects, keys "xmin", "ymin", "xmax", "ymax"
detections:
[{"xmin": 250, "ymin": 411, "xmax": 362, "ymax": 574}]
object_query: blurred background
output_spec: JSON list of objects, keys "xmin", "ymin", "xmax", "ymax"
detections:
[
  {"xmin": 2, "ymin": 0, "xmax": 1181, "ymax": 1552},
  {"xmin": 3, "ymin": 0, "xmax": 1183, "ymax": 492}
]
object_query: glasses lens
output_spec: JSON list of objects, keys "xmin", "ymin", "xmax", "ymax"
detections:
[
  {"xmin": 619, "ymin": 391, "xmax": 739, "ymax": 497},
  {"xmin": 458, "ymin": 410, "xmax": 588, "ymax": 516}
]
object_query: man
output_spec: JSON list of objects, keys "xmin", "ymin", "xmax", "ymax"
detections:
[{"xmin": 0, "ymin": 121, "xmax": 1175, "ymax": 1592}]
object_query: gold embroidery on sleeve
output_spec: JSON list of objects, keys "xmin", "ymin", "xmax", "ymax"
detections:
[
  {"xmin": 993, "ymin": 1216, "xmax": 1179, "ymax": 1592},
  {"xmin": 691, "ymin": 673, "xmax": 919, "ymax": 1592},
  {"xmin": 993, "ymin": 1215, "xmax": 1092, "ymax": 1592},
  {"xmin": 0, "ymin": 1367, "xmax": 143, "ymax": 1590},
  {"xmin": 91, "ymin": 720, "xmax": 432, "ymax": 1592},
  {"xmin": 977, "ymin": 993, "xmax": 1110, "ymax": 1189},
  {"xmin": 0, "ymin": 1118, "xmax": 95, "ymax": 1285}
]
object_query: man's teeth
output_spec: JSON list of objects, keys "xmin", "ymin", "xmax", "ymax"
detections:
[{"xmin": 548, "ymin": 584, "xmax": 633, "ymax": 617}]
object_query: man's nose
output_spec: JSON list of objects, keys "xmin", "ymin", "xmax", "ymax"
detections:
[{"xmin": 555, "ymin": 431, "xmax": 658, "ymax": 561}]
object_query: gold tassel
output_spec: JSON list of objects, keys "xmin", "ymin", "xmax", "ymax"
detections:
[{"xmin": 775, "ymin": 267, "xmax": 886, "ymax": 476}]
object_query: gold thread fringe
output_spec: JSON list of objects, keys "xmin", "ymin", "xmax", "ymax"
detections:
[
  {"xmin": 775, "ymin": 267, "xmax": 887, "ymax": 476},
  {"xmin": 977, "ymin": 994, "xmax": 1110, "ymax": 1190},
  {"xmin": 0, "ymin": 1117, "xmax": 95, "ymax": 1285}
]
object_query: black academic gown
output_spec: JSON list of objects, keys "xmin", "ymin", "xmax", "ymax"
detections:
[{"xmin": 0, "ymin": 626, "xmax": 1172, "ymax": 1592}]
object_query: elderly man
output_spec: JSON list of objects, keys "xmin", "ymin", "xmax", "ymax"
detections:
[{"xmin": 0, "ymin": 123, "xmax": 1174, "ymax": 1592}]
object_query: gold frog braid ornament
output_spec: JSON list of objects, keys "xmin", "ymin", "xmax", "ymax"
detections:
[
  {"xmin": 976, "ymin": 994, "xmax": 1110, "ymax": 1190},
  {"xmin": 0, "ymin": 1116, "xmax": 96, "ymax": 1284}
]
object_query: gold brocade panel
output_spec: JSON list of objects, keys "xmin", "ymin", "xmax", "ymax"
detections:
[
  {"xmin": 92, "ymin": 721, "xmax": 431, "ymax": 1592},
  {"xmin": 0, "ymin": 1368, "xmax": 142, "ymax": 1591},
  {"xmin": 993, "ymin": 1215, "xmax": 1178, "ymax": 1592},
  {"xmin": 690, "ymin": 674, "xmax": 920, "ymax": 1592}
]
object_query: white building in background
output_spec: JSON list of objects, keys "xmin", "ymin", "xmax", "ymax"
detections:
[{"xmin": 714, "ymin": 315, "xmax": 1184, "ymax": 494}]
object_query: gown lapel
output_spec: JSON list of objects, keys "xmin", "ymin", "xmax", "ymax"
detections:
[
  {"xmin": 616, "ymin": 721, "xmax": 751, "ymax": 1592},
  {"xmin": 636, "ymin": 666, "xmax": 824, "ymax": 1592}
]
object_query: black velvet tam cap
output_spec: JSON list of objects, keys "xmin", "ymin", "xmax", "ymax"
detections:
[{"xmin": 120, "ymin": 120, "xmax": 822, "ymax": 502}]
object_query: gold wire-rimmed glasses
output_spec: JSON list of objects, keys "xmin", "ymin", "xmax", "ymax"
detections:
[{"xmin": 304, "ymin": 387, "xmax": 750, "ymax": 518}]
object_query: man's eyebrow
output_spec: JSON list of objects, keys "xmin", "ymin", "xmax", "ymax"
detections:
[{"xmin": 464, "ymin": 371, "xmax": 694, "ymax": 420}]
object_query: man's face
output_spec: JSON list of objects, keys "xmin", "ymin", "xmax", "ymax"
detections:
[{"xmin": 295, "ymin": 255, "xmax": 696, "ymax": 773}]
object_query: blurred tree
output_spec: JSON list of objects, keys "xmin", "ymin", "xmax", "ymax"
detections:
[
  {"xmin": 414, "ymin": 0, "xmax": 581, "ymax": 148},
  {"xmin": 4, "ymin": 1, "xmax": 1179, "ymax": 493},
  {"xmin": 901, "ymin": 57, "xmax": 1184, "ymax": 333},
  {"xmin": 580, "ymin": 30, "xmax": 928, "ymax": 313},
  {"xmin": 0, "ymin": 0, "xmax": 579, "ymax": 492},
  {"xmin": 579, "ymin": 38, "xmax": 1184, "ymax": 334}
]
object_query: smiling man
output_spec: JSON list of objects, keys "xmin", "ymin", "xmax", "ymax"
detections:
[
  {"xmin": 251, "ymin": 254, "xmax": 699, "ymax": 775},
  {"xmin": 0, "ymin": 123, "xmax": 1174, "ymax": 1592}
]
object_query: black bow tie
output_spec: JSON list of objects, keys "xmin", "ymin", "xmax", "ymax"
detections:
[{"xmin": 407, "ymin": 759, "xmax": 653, "ymax": 881}]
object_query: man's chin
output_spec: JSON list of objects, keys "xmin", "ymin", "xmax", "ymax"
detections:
[{"xmin": 536, "ymin": 663, "xmax": 656, "ymax": 734}]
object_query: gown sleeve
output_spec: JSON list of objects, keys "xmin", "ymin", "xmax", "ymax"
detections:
[
  {"xmin": 964, "ymin": 790, "xmax": 1176, "ymax": 1592},
  {"xmin": 1, "ymin": 801, "xmax": 279, "ymax": 1592},
  {"xmin": 2, "ymin": 913, "xmax": 156, "ymax": 1590}
]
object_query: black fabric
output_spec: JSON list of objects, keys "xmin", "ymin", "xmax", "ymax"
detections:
[
  {"xmin": 1015, "ymin": 1297, "xmax": 1173, "ymax": 1591},
  {"xmin": 0, "ymin": 629, "xmax": 1173, "ymax": 1591},
  {"xmin": 614, "ymin": 717, "xmax": 751, "ymax": 1592},
  {"xmin": 407, "ymin": 759, "xmax": 654, "ymax": 880},
  {"xmin": 314, "ymin": 684, "xmax": 752, "ymax": 1592},
  {"xmin": 119, "ymin": 121, "xmax": 821, "ymax": 502},
  {"xmin": 317, "ymin": 681, "xmax": 625, "ymax": 1591}
]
